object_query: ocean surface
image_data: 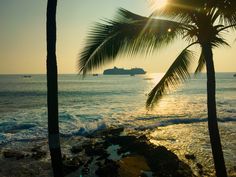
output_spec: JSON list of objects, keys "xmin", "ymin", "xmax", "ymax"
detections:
[{"xmin": 0, "ymin": 73, "xmax": 235, "ymax": 174}]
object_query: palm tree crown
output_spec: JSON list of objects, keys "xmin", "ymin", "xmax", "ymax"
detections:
[
  {"xmin": 79, "ymin": 1, "xmax": 235, "ymax": 109},
  {"xmin": 78, "ymin": 1, "xmax": 235, "ymax": 176}
]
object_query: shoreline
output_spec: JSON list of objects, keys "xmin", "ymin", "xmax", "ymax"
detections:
[
  {"xmin": 0, "ymin": 126, "xmax": 212, "ymax": 177},
  {"xmin": 0, "ymin": 127, "xmax": 195, "ymax": 177},
  {"xmin": 0, "ymin": 123, "xmax": 236, "ymax": 177},
  {"xmin": 1, "ymin": 123, "xmax": 236, "ymax": 177}
]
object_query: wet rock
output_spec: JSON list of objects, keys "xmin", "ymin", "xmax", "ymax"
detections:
[
  {"xmin": 196, "ymin": 163, "xmax": 203, "ymax": 169},
  {"xmin": 104, "ymin": 135, "xmax": 195, "ymax": 177},
  {"xmin": 196, "ymin": 163, "xmax": 204, "ymax": 175},
  {"xmin": 96, "ymin": 159, "xmax": 119, "ymax": 177},
  {"xmin": 63, "ymin": 158, "xmax": 80, "ymax": 175},
  {"xmin": 106, "ymin": 135, "xmax": 137, "ymax": 147},
  {"xmin": 62, "ymin": 154, "xmax": 67, "ymax": 161},
  {"xmin": 31, "ymin": 147, "xmax": 46, "ymax": 160},
  {"xmin": 92, "ymin": 127, "xmax": 124, "ymax": 138},
  {"xmin": 138, "ymin": 134, "xmax": 148, "ymax": 141},
  {"xmin": 140, "ymin": 172, "xmax": 148, "ymax": 177},
  {"xmin": 185, "ymin": 154, "xmax": 196, "ymax": 160},
  {"xmin": 71, "ymin": 144, "xmax": 83, "ymax": 154},
  {"xmin": 85, "ymin": 143, "xmax": 108, "ymax": 157},
  {"xmin": 105, "ymin": 127, "xmax": 124, "ymax": 136},
  {"xmin": 118, "ymin": 155, "xmax": 150, "ymax": 177},
  {"xmin": 2, "ymin": 150, "xmax": 25, "ymax": 160},
  {"xmin": 71, "ymin": 139, "xmax": 94, "ymax": 154}
]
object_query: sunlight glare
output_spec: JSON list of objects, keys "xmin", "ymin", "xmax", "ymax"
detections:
[{"xmin": 152, "ymin": 0, "xmax": 168, "ymax": 9}]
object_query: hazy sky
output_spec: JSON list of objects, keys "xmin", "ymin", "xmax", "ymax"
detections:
[{"xmin": 0, "ymin": 0, "xmax": 235, "ymax": 74}]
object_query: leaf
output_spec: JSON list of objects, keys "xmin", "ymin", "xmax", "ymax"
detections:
[
  {"xmin": 78, "ymin": 8, "xmax": 185, "ymax": 75},
  {"xmin": 146, "ymin": 47, "xmax": 195, "ymax": 109}
]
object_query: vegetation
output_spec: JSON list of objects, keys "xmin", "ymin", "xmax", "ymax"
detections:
[
  {"xmin": 46, "ymin": 0, "xmax": 64, "ymax": 176},
  {"xmin": 78, "ymin": 1, "xmax": 236, "ymax": 176}
]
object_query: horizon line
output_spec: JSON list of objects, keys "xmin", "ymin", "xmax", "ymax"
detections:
[{"xmin": 0, "ymin": 72, "xmax": 235, "ymax": 75}]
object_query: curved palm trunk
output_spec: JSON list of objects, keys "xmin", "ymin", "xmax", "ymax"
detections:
[
  {"xmin": 46, "ymin": 0, "xmax": 64, "ymax": 176},
  {"xmin": 202, "ymin": 43, "xmax": 227, "ymax": 177}
]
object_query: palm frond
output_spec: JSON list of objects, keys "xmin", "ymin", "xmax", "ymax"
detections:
[
  {"xmin": 212, "ymin": 36, "xmax": 230, "ymax": 48},
  {"xmin": 151, "ymin": 0, "xmax": 207, "ymax": 23},
  {"xmin": 146, "ymin": 44, "xmax": 196, "ymax": 109},
  {"xmin": 151, "ymin": 0, "xmax": 236, "ymax": 29},
  {"xmin": 79, "ymin": 8, "xmax": 185, "ymax": 75},
  {"xmin": 194, "ymin": 50, "xmax": 205, "ymax": 74},
  {"xmin": 214, "ymin": 0, "xmax": 236, "ymax": 27}
]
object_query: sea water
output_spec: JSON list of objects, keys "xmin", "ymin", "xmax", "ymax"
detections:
[{"xmin": 0, "ymin": 73, "xmax": 235, "ymax": 174}]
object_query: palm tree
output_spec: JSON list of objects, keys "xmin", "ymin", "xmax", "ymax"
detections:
[
  {"xmin": 78, "ymin": 1, "xmax": 236, "ymax": 176},
  {"xmin": 46, "ymin": 0, "xmax": 63, "ymax": 176}
]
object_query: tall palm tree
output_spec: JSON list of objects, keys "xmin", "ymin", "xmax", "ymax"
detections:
[
  {"xmin": 46, "ymin": 0, "xmax": 63, "ymax": 176},
  {"xmin": 78, "ymin": 1, "xmax": 235, "ymax": 176}
]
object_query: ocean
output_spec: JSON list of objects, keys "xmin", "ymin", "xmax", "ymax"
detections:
[{"xmin": 0, "ymin": 73, "xmax": 235, "ymax": 174}]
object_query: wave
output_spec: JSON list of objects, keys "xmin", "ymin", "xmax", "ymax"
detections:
[
  {"xmin": 60, "ymin": 121, "xmax": 107, "ymax": 137},
  {"xmin": 0, "ymin": 122, "xmax": 37, "ymax": 133},
  {"xmin": 0, "ymin": 91, "xmax": 46, "ymax": 97},
  {"xmin": 136, "ymin": 117, "xmax": 236, "ymax": 130}
]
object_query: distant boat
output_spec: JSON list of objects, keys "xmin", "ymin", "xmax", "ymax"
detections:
[
  {"xmin": 144, "ymin": 78, "xmax": 153, "ymax": 80},
  {"xmin": 103, "ymin": 66, "xmax": 146, "ymax": 75},
  {"xmin": 23, "ymin": 75, "xmax": 32, "ymax": 78},
  {"xmin": 93, "ymin": 74, "xmax": 99, "ymax": 76}
]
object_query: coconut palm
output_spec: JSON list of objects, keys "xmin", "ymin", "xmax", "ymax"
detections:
[
  {"xmin": 78, "ymin": 1, "xmax": 236, "ymax": 177},
  {"xmin": 46, "ymin": 0, "xmax": 64, "ymax": 176}
]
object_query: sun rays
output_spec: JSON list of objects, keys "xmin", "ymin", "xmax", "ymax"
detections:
[{"xmin": 149, "ymin": 0, "xmax": 168, "ymax": 9}]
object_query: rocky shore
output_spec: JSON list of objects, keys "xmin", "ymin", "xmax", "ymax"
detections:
[{"xmin": 0, "ymin": 127, "xmax": 200, "ymax": 177}]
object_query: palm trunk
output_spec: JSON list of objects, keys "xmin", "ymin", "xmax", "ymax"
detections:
[
  {"xmin": 202, "ymin": 43, "xmax": 227, "ymax": 177},
  {"xmin": 46, "ymin": 0, "xmax": 64, "ymax": 176}
]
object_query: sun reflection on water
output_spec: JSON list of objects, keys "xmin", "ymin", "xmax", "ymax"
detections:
[{"xmin": 147, "ymin": 122, "xmax": 236, "ymax": 176}]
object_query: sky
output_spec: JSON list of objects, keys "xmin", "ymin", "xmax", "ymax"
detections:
[{"xmin": 0, "ymin": 0, "xmax": 235, "ymax": 74}]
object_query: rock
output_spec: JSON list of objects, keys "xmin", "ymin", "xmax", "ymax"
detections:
[
  {"xmin": 31, "ymin": 147, "xmax": 46, "ymax": 160},
  {"xmin": 71, "ymin": 139, "xmax": 95, "ymax": 154},
  {"xmin": 63, "ymin": 158, "xmax": 80, "ymax": 175},
  {"xmin": 140, "ymin": 172, "xmax": 148, "ymax": 177},
  {"xmin": 105, "ymin": 127, "xmax": 124, "ymax": 136},
  {"xmin": 82, "ymin": 166, "xmax": 89, "ymax": 175},
  {"xmin": 196, "ymin": 163, "xmax": 203, "ymax": 169},
  {"xmin": 185, "ymin": 154, "xmax": 196, "ymax": 160},
  {"xmin": 106, "ymin": 135, "xmax": 137, "ymax": 147},
  {"xmin": 96, "ymin": 159, "xmax": 119, "ymax": 177},
  {"xmin": 31, "ymin": 146, "xmax": 41, "ymax": 152},
  {"xmin": 118, "ymin": 155, "xmax": 150, "ymax": 177},
  {"xmin": 138, "ymin": 134, "xmax": 148, "ymax": 141},
  {"xmin": 71, "ymin": 144, "xmax": 83, "ymax": 154},
  {"xmin": 104, "ymin": 135, "xmax": 195, "ymax": 177},
  {"xmin": 2, "ymin": 150, "xmax": 25, "ymax": 160},
  {"xmin": 196, "ymin": 163, "xmax": 204, "ymax": 175},
  {"xmin": 85, "ymin": 143, "xmax": 108, "ymax": 157},
  {"xmin": 62, "ymin": 154, "xmax": 67, "ymax": 161},
  {"xmin": 92, "ymin": 127, "xmax": 124, "ymax": 138}
]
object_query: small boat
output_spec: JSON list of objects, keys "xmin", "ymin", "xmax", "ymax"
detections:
[
  {"xmin": 130, "ymin": 74, "xmax": 135, "ymax": 76},
  {"xmin": 93, "ymin": 74, "xmax": 98, "ymax": 76},
  {"xmin": 144, "ymin": 78, "xmax": 153, "ymax": 80},
  {"xmin": 23, "ymin": 75, "xmax": 32, "ymax": 78}
]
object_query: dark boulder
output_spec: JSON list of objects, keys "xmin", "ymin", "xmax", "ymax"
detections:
[
  {"xmin": 96, "ymin": 159, "xmax": 119, "ymax": 177},
  {"xmin": 185, "ymin": 154, "xmax": 196, "ymax": 160},
  {"xmin": 2, "ymin": 150, "xmax": 26, "ymax": 160}
]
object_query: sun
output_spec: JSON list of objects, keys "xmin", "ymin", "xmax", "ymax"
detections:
[{"xmin": 150, "ymin": 0, "xmax": 168, "ymax": 9}]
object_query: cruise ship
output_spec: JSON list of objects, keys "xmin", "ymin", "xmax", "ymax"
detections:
[{"xmin": 103, "ymin": 67, "xmax": 146, "ymax": 75}]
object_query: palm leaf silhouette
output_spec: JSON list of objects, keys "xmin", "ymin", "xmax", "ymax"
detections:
[
  {"xmin": 79, "ymin": 8, "xmax": 185, "ymax": 75},
  {"xmin": 146, "ymin": 47, "xmax": 195, "ymax": 109}
]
